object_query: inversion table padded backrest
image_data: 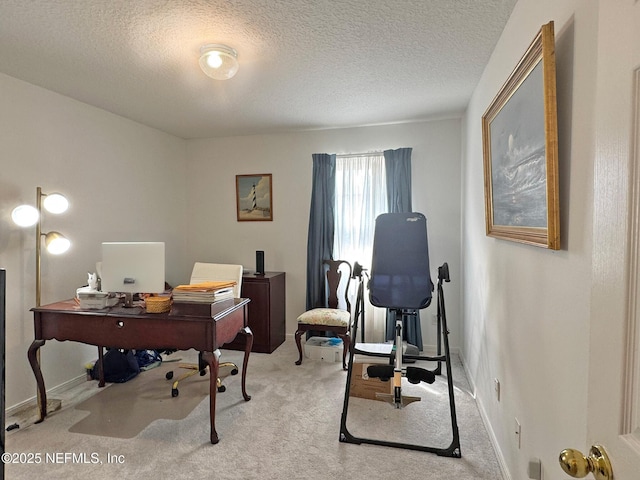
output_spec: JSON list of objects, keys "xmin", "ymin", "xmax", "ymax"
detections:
[{"xmin": 369, "ymin": 212, "xmax": 433, "ymax": 310}]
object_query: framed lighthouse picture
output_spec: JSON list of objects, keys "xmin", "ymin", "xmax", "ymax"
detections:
[{"xmin": 236, "ymin": 174, "xmax": 273, "ymax": 221}]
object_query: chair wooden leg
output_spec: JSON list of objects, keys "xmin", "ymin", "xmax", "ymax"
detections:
[
  {"xmin": 339, "ymin": 334, "xmax": 350, "ymax": 370},
  {"xmin": 294, "ymin": 330, "xmax": 304, "ymax": 365}
]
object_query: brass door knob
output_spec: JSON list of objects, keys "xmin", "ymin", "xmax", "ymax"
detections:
[{"xmin": 558, "ymin": 445, "xmax": 613, "ymax": 480}]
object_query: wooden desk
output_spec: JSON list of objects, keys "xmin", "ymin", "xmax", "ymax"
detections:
[{"xmin": 28, "ymin": 298, "xmax": 252, "ymax": 444}]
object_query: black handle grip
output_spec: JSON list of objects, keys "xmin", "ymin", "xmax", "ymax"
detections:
[{"xmin": 438, "ymin": 262, "xmax": 450, "ymax": 282}]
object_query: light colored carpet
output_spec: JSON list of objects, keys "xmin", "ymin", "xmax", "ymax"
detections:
[
  {"xmin": 68, "ymin": 361, "xmax": 237, "ymax": 439},
  {"xmin": 5, "ymin": 339, "xmax": 502, "ymax": 480}
]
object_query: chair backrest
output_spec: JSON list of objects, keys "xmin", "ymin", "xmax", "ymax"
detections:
[
  {"xmin": 190, "ymin": 262, "xmax": 243, "ymax": 297},
  {"xmin": 324, "ymin": 259, "xmax": 352, "ymax": 312},
  {"xmin": 369, "ymin": 212, "xmax": 433, "ymax": 309}
]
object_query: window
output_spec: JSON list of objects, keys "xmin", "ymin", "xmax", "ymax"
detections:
[
  {"xmin": 306, "ymin": 148, "xmax": 417, "ymax": 345},
  {"xmin": 334, "ymin": 153, "xmax": 386, "ymax": 266},
  {"xmin": 334, "ymin": 152, "xmax": 387, "ymax": 341}
]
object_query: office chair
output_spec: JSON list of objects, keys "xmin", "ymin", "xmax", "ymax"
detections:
[
  {"xmin": 339, "ymin": 212, "xmax": 461, "ymax": 458},
  {"xmin": 295, "ymin": 259, "xmax": 352, "ymax": 370},
  {"xmin": 166, "ymin": 262, "xmax": 243, "ymax": 397}
]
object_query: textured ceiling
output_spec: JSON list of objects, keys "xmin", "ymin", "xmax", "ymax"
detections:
[{"xmin": 0, "ymin": 0, "xmax": 517, "ymax": 139}]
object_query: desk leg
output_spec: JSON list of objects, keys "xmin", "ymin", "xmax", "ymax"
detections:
[
  {"xmin": 27, "ymin": 339, "xmax": 46, "ymax": 423},
  {"xmin": 202, "ymin": 350, "xmax": 220, "ymax": 444},
  {"xmin": 97, "ymin": 346, "xmax": 105, "ymax": 387},
  {"xmin": 239, "ymin": 326, "xmax": 253, "ymax": 402}
]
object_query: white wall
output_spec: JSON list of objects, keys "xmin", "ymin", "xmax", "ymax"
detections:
[
  {"xmin": 1, "ymin": 73, "xmax": 463, "ymax": 411},
  {"xmin": 0, "ymin": 73, "xmax": 189, "ymax": 409},
  {"xmin": 185, "ymin": 120, "xmax": 462, "ymax": 348},
  {"xmin": 462, "ymin": 1, "xmax": 597, "ymax": 478},
  {"xmin": 4, "ymin": 4, "xmax": 619, "ymax": 475}
]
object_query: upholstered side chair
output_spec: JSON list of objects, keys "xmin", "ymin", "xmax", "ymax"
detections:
[{"xmin": 295, "ymin": 259, "xmax": 352, "ymax": 370}]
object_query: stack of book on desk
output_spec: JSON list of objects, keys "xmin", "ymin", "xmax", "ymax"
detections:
[{"xmin": 172, "ymin": 281, "xmax": 236, "ymax": 303}]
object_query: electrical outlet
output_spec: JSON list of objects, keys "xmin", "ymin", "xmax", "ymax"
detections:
[
  {"xmin": 515, "ymin": 418, "xmax": 521, "ymax": 449},
  {"xmin": 494, "ymin": 378, "xmax": 500, "ymax": 401},
  {"xmin": 527, "ymin": 458, "xmax": 542, "ymax": 480},
  {"xmin": 431, "ymin": 313, "xmax": 437, "ymax": 325}
]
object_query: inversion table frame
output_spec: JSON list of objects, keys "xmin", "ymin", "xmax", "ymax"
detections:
[{"xmin": 339, "ymin": 262, "xmax": 461, "ymax": 458}]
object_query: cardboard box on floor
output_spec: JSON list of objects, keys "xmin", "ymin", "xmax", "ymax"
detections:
[{"xmin": 349, "ymin": 360, "xmax": 393, "ymax": 401}]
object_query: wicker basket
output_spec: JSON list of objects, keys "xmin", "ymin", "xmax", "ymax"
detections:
[{"xmin": 145, "ymin": 296, "xmax": 171, "ymax": 313}]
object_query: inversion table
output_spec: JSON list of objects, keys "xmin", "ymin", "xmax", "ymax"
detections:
[{"xmin": 339, "ymin": 212, "xmax": 461, "ymax": 457}]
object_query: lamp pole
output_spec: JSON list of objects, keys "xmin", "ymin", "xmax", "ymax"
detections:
[
  {"xmin": 34, "ymin": 186, "xmax": 67, "ymax": 418},
  {"xmin": 36, "ymin": 186, "xmax": 43, "ymax": 308},
  {"xmin": 34, "ymin": 187, "xmax": 45, "ymax": 417},
  {"xmin": 12, "ymin": 186, "xmax": 70, "ymax": 419}
]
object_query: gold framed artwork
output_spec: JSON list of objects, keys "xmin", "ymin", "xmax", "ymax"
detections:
[
  {"xmin": 482, "ymin": 21, "xmax": 559, "ymax": 250},
  {"xmin": 236, "ymin": 174, "xmax": 273, "ymax": 221}
]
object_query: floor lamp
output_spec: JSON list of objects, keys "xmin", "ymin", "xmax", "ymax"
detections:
[
  {"xmin": 1, "ymin": 268, "xmax": 6, "ymax": 478},
  {"xmin": 12, "ymin": 187, "xmax": 71, "ymax": 418}
]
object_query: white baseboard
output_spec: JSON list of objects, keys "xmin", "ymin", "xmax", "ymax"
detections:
[
  {"xmin": 5, "ymin": 373, "xmax": 87, "ymax": 417},
  {"xmin": 459, "ymin": 351, "xmax": 511, "ymax": 480}
]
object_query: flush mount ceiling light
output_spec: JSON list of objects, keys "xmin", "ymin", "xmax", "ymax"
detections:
[{"xmin": 199, "ymin": 44, "xmax": 239, "ymax": 80}]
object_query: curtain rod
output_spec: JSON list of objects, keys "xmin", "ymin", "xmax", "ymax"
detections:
[{"xmin": 335, "ymin": 151, "xmax": 384, "ymax": 159}]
